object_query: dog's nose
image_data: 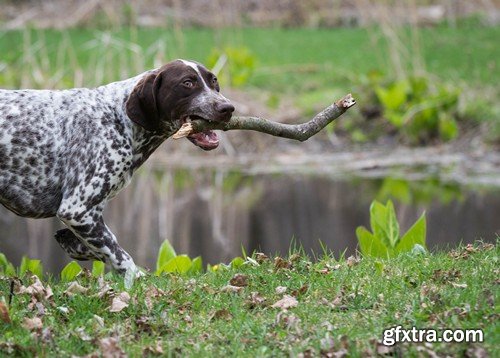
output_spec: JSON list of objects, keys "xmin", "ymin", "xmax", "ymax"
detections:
[{"xmin": 216, "ymin": 102, "xmax": 235, "ymax": 115}]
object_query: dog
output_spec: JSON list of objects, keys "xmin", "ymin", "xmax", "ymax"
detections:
[{"xmin": 0, "ymin": 59, "xmax": 234, "ymax": 275}]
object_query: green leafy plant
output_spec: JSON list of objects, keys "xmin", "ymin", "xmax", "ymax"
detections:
[
  {"xmin": 374, "ymin": 76, "xmax": 461, "ymax": 144},
  {"xmin": 0, "ymin": 253, "xmax": 16, "ymax": 276},
  {"xmin": 19, "ymin": 256, "xmax": 44, "ymax": 279},
  {"xmin": 155, "ymin": 240, "xmax": 203, "ymax": 276},
  {"xmin": 356, "ymin": 200, "xmax": 426, "ymax": 259},
  {"xmin": 60, "ymin": 261, "xmax": 82, "ymax": 281},
  {"xmin": 92, "ymin": 261, "xmax": 105, "ymax": 277},
  {"xmin": 206, "ymin": 46, "xmax": 257, "ymax": 87}
]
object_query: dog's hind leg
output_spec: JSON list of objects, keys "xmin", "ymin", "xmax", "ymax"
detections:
[
  {"xmin": 55, "ymin": 228, "xmax": 105, "ymax": 262},
  {"xmin": 57, "ymin": 206, "xmax": 138, "ymax": 275}
]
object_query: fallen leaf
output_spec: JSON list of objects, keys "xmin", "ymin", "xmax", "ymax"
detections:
[
  {"xmin": 94, "ymin": 314, "xmax": 105, "ymax": 328},
  {"xmin": 246, "ymin": 292, "xmax": 267, "ymax": 309},
  {"xmin": 465, "ymin": 346, "xmax": 488, "ymax": 358},
  {"xmin": 255, "ymin": 252, "xmax": 269, "ymax": 263},
  {"xmin": 271, "ymin": 295, "xmax": 298, "ymax": 309},
  {"xmin": 229, "ymin": 274, "xmax": 248, "ymax": 287},
  {"xmin": 98, "ymin": 337, "xmax": 127, "ymax": 358},
  {"xmin": 22, "ymin": 317, "xmax": 42, "ymax": 331},
  {"xmin": 291, "ymin": 285, "xmax": 309, "ymax": 297},
  {"xmin": 452, "ymin": 282, "xmax": 468, "ymax": 289},
  {"xmin": 221, "ymin": 285, "xmax": 243, "ymax": 293},
  {"xmin": 210, "ymin": 309, "xmax": 232, "ymax": 321},
  {"xmin": 274, "ymin": 257, "xmax": 292, "ymax": 270},
  {"xmin": 346, "ymin": 256, "xmax": 360, "ymax": 267},
  {"xmin": 109, "ymin": 292, "xmax": 130, "ymax": 313},
  {"xmin": 275, "ymin": 286, "xmax": 287, "ymax": 295},
  {"xmin": 76, "ymin": 327, "xmax": 92, "ymax": 341},
  {"xmin": 143, "ymin": 341, "xmax": 164, "ymax": 356},
  {"xmin": 96, "ymin": 277, "xmax": 114, "ymax": 299},
  {"xmin": 64, "ymin": 281, "xmax": 88, "ymax": 297},
  {"xmin": 0, "ymin": 301, "xmax": 11, "ymax": 323}
]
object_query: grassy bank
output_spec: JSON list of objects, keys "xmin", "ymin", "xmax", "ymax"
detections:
[
  {"xmin": 0, "ymin": 25, "xmax": 498, "ymax": 91},
  {"xmin": 0, "ymin": 241, "xmax": 498, "ymax": 356}
]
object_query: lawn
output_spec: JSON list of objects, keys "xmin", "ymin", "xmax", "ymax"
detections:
[
  {"xmin": 0, "ymin": 25, "xmax": 498, "ymax": 93},
  {"xmin": 0, "ymin": 241, "xmax": 497, "ymax": 356}
]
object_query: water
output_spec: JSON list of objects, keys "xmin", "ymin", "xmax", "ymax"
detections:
[{"xmin": 0, "ymin": 161, "xmax": 498, "ymax": 274}]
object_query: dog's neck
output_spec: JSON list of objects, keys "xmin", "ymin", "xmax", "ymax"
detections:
[{"xmin": 99, "ymin": 73, "xmax": 178, "ymax": 171}]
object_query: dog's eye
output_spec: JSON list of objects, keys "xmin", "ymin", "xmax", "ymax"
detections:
[{"xmin": 183, "ymin": 80, "xmax": 194, "ymax": 88}]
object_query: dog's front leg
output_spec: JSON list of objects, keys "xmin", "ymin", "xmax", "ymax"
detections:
[{"xmin": 57, "ymin": 206, "xmax": 137, "ymax": 275}]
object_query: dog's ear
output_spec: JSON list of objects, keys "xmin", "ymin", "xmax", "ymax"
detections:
[{"xmin": 126, "ymin": 71, "xmax": 164, "ymax": 131}]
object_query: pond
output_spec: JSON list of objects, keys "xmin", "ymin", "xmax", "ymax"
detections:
[{"xmin": 0, "ymin": 150, "xmax": 499, "ymax": 274}]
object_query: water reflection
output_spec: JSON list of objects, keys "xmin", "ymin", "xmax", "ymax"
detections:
[{"xmin": 0, "ymin": 168, "xmax": 498, "ymax": 273}]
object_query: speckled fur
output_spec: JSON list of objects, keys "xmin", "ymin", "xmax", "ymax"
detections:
[{"xmin": 0, "ymin": 59, "xmax": 233, "ymax": 274}]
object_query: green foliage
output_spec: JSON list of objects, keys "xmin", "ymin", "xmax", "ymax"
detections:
[
  {"xmin": 206, "ymin": 46, "xmax": 257, "ymax": 87},
  {"xmin": 373, "ymin": 76, "xmax": 461, "ymax": 143},
  {"xmin": 92, "ymin": 261, "xmax": 105, "ymax": 277},
  {"xmin": 60, "ymin": 261, "xmax": 82, "ymax": 282},
  {"xmin": 155, "ymin": 240, "xmax": 203, "ymax": 276},
  {"xmin": 0, "ymin": 253, "xmax": 16, "ymax": 276},
  {"xmin": 19, "ymin": 256, "xmax": 43, "ymax": 279},
  {"xmin": 356, "ymin": 200, "xmax": 426, "ymax": 259}
]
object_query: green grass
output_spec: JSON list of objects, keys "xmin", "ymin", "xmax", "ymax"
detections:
[
  {"xmin": 1, "ymin": 241, "xmax": 498, "ymax": 356},
  {"xmin": 0, "ymin": 25, "xmax": 498, "ymax": 92}
]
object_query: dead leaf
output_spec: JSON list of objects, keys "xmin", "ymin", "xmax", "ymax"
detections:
[
  {"xmin": 346, "ymin": 256, "xmax": 360, "ymax": 267},
  {"xmin": 291, "ymin": 285, "xmax": 308, "ymax": 297},
  {"xmin": 271, "ymin": 295, "xmax": 298, "ymax": 309},
  {"xmin": 210, "ymin": 309, "xmax": 232, "ymax": 321},
  {"xmin": 229, "ymin": 274, "xmax": 248, "ymax": 287},
  {"xmin": 274, "ymin": 257, "xmax": 292, "ymax": 270},
  {"xmin": 143, "ymin": 341, "xmax": 164, "ymax": 356},
  {"xmin": 275, "ymin": 286, "xmax": 287, "ymax": 295},
  {"xmin": 255, "ymin": 252, "xmax": 269, "ymax": 263},
  {"xmin": 22, "ymin": 317, "xmax": 42, "ymax": 331},
  {"xmin": 98, "ymin": 337, "xmax": 127, "ymax": 358},
  {"xmin": 0, "ymin": 301, "xmax": 11, "ymax": 323},
  {"xmin": 96, "ymin": 278, "xmax": 114, "ymax": 299},
  {"xmin": 109, "ymin": 292, "xmax": 130, "ymax": 313},
  {"xmin": 64, "ymin": 282, "xmax": 89, "ymax": 297},
  {"xmin": 76, "ymin": 327, "xmax": 92, "ymax": 341},
  {"xmin": 16, "ymin": 275, "xmax": 53, "ymax": 302},
  {"xmin": 221, "ymin": 285, "xmax": 243, "ymax": 293},
  {"xmin": 465, "ymin": 346, "xmax": 488, "ymax": 358},
  {"xmin": 452, "ymin": 282, "xmax": 468, "ymax": 289},
  {"xmin": 246, "ymin": 292, "xmax": 267, "ymax": 309}
]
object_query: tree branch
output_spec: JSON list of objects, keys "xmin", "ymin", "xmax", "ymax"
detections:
[{"xmin": 172, "ymin": 93, "xmax": 356, "ymax": 142}]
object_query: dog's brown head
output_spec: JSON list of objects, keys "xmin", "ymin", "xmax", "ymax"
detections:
[{"xmin": 126, "ymin": 59, "xmax": 234, "ymax": 150}]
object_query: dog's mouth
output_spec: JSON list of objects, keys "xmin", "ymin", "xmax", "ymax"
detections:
[{"xmin": 182, "ymin": 115, "xmax": 219, "ymax": 151}]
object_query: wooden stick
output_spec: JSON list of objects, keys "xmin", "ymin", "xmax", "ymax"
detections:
[{"xmin": 172, "ymin": 94, "xmax": 356, "ymax": 142}]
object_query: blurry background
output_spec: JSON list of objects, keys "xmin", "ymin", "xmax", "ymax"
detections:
[{"xmin": 0, "ymin": 0, "xmax": 498, "ymax": 272}]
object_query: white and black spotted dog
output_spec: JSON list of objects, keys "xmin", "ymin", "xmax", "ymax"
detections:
[{"xmin": 0, "ymin": 59, "xmax": 234, "ymax": 275}]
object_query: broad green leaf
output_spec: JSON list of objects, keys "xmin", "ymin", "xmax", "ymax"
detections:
[
  {"xmin": 189, "ymin": 256, "xmax": 203, "ymax": 275},
  {"xmin": 60, "ymin": 261, "xmax": 82, "ymax": 281},
  {"xmin": 385, "ymin": 200, "xmax": 400, "ymax": 248},
  {"xmin": 230, "ymin": 257, "xmax": 245, "ymax": 269},
  {"xmin": 19, "ymin": 257, "xmax": 43, "ymax": 279},
  {"xmin": 92, "ymin": 261, "xmax": 105, "ymax": 277},
  {"xmin": 156, "ymin": 240, "xmax": 176, "ymax": 273},
  {"xmin": 0, "ymin": 253, "xmax": 16, "ymax": 276},
  {"xmin": 375, "ymin": 80, "xmax": 408, "ymax": 111},
  {"xmin": 157, "ymin": 255, "xmax": 192, "ymax": 275},
  {"xmin": 356, "ymin": 226, "xmax": 390, "ymax": 259},
  {"xmin": 369, "ymin": 201, "xmax": 391, "ymax": 248},
  {"xmin": 395, "ymin": 213, "xmax": 426, "ymax": 254}
]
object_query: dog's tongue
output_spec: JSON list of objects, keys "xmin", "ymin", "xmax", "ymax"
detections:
[{"xmin": 187, "ymin": 130, "xmax": 219, "ymax": 151}]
